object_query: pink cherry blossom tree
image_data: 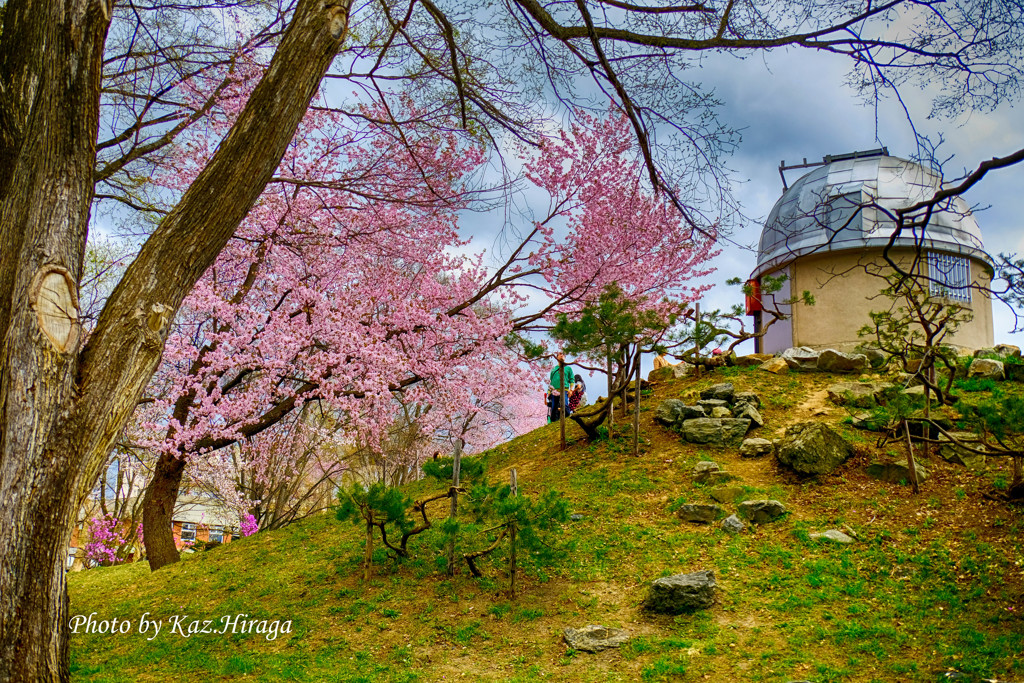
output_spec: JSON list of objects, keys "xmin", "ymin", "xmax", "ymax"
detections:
[{"xmin": 133, "ymin": 79, "xmax": 717, "ymax": 570}]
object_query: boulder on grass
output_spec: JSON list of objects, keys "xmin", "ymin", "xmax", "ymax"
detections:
[
  {"xmin": 816, "ymin": 349, "xmax": 869, "ymax": 374},
  {"xmin": 676, "ymin": 504, "xmax": 726, "ymax": 524},
  {"xmin": 644, "ymin": 571, "xmax": 716, "ymax": 614},
  {"xmin": 937, "ymin": 432, "xmax": 987, "ymax": 470},
  {"xmin": 738, "ymin": 499, "xmax": 787, "ymax": 524},
  {"xmin": 697, "ymin": 398, "xmax": 730, "ymax": 411},
  {"xmin": 809, "ymin": 530, "xmax": 855, "ymax": 544},
  {"xmin": 681, "ymin": 418, "xmax": 752, "ymax": 447},
  {"xmin": 968, "ymin": 358, "xmax": 1005, "ymax": 380},
  {"xmin": 563, "ymin": 625, "xmax": 630, "ymax": 653},
  {"xmin": 781, "ymin": 346, "xmax": 819, "ymax": 372},
  {"xmin": 996, "ymin": 344, "xmax": 1022, "ymax": 359},
  {"xmin": 654, "ymin": 400, "xmax": 706, "ymax": 429},
  {"xmin": 735, "ymin": 353, "xmax": 774, "ymax": 367},
  {"xmin": 775, "ymin": 422, "xmax": 853, "ymax": 475},
  {"xmin": 732, "ymin": 402, "xmax": 765, "ymax": 427},
  {"xmin": 759, "ymin": 357, "xmax": 789, "ymax": 374},
  {"xmin": 699, "ymin": 382, "xmax": 735, "ymax": 402},
  {"xmin": 739, "ymin": 438, "xmax": 774, "ymax": 458},
  {"xmin": 720, "ymin": 515, "xmax": 744, "ymax": 534},
  {"xmin": 856, "ymin": 347, "xmax": 889, "ymax": 369},
  {"xmin": 692, "ymin": 461, "xmax": 721, "ymax": 483},
  {"xmin": 975, "ymin": 345, "xmax": 1022, "ymax": 360},
  {"xmin": 733, "ymin": 391, "xmax": 762, "ymax": 408},
  {"xmin": 826, "ymin": 381, "xmax": 895, "ymax": 408},
  {"xmin": 865, "ymin": 461, "xmax": 929, "ymax": 484},
  {"xmin": 648, "ymin": 364, "xmax": 693, "ymax": 383}
]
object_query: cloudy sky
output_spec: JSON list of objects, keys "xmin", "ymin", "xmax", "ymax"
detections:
[{"xmin": 693, "ymin": 47, "xmax": 1024, "ymax": 351}]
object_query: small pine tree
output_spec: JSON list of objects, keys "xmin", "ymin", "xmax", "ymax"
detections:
[{"xmin": 336, "ymin": 482, "xmax": 413, "ymax": 580}]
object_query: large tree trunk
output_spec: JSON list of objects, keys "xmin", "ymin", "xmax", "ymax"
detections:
[
  {"xmin": 141, "ymin": 452, "xmax": 189, "ymax": 570},
  {"xmin": 0, "ymin": 0, "xmax": 111, "ymax": 677},
  {"xmin": 0, "ymin": 0, "xmax": 351, "ymax": 678}
]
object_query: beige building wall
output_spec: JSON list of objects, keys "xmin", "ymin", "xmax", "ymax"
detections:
[{"xmin": 774, "ymin": 248, "xmax": 993, "ymax": 352}]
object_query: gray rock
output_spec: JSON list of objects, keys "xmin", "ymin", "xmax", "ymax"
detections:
[
  {"xmin": 733, "ymin": 391, "xmax": 762, "ymax": 408},
  {"xmin": 676, "ymin": 504, "xmax": 726, "ymax": 524},
  {"xmin": 735, "ymin": 354, "xmax": 773, "ymax": 367},
  {"xmin": 697, "ymin": 398, "xmax": 730, "ymax": 411},
  {"xmin": 857, "ymin": 347, "xmax": 889, "ymax": 369},
  {"xmin": 850, "ymin": 411, "xmax": 885, "ymax": 431},
  {"xmin": 654, "ymin": 399, "xmax": 686, "ymax": 427},
  {"xmin": 711, "ymin": 406, "xmax": 732, "ymax": 418},
  {"xmin": 816, "ymin": 349, "xmax": 870, "ymax": 374},
  {"xmin": 684, "ymin": 419, "xmax": 723, "ymax": 445},
  {"xmin": 692, "ymin": 461, "xmax": 721, "ymax": 483},
  {"xmin": 699, "ymin": 382, "xmax": 735, "ymax": 402},
  {"xmin": 775, "ymin": 422, "xmax": 854, "ymax": 475},
  {"xmin": 996, "ymin": 344, "xmax": 1022, "ymax": 359},
  {"xmin": 644, "ymin": 571, "xmax": 716, "ymax": 614},
  {"xmin": 570, "ymin": 514, "xmax": 585, "ymax": 522},
  {"xmin": 703, "ymin": 471, "xmax": 739, "ymax": 485},
  {"xmin": 826, "ymin": 381, "xmax": 896, "ymax": 408},
  {"xmin": 809, "ymin": 529, "xmax": 855, "ymax": 544},
  {"xmin": 968, "ymin": 358, "xmax": 1004, "ymax": 380},
  {"xmin": 655, "ymin": 400, "xmax": 706, "ymax": 429},
  {"xmin": 681, "ymin": 418, "xmax": 752, "ymax": 447},
  {"xmin": 738, "ymin": 500, "xmax": 787, "ymax": 524},
  {"xmin": 722, "ymin": 418, "xmax": 753, "ymax": 446},
  {"xmin": 975, "ymin": 345, "xmax": 1021, "ymax": 359},
  {"xmin": 732, "ymin": 402, "xmax": 764, "ymax": 427},
  {"xmin": 563, "ymin": 625, "xmax": 630, "ymax": 653},
  {"xmin": 720, "ymin": 514, "xmax": 744, "ymax": 534},
  {"xmin": 739, "ymin": 438, "xmax": 774, "ymax": 458},
  {"xmin": 865, "ymin": 461, "xmax": 929, "ymax": 484},
  {"xmin": 938, "ymin": 432, "xmax": 987, "ymax": 470},
  {"xmin": 759, "ymin": 357, "xmax": 790, "ymax": 374},
  {"xmin": 709, "ymin": 486, "xmax": 745, "ymax": 504},
  {"xmin": 781, "ymin": 346, "xmax": 819, "ymax": 371},
  {"xmin": 648, "ymin": 364, "xmax": 693, "ymax": 383}
]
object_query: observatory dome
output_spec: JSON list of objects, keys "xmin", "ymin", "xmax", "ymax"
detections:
[{"xmin": 752, "ymin": 150, "xmax": 987, "ymax": 279}]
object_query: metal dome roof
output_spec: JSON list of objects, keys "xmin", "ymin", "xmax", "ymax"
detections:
[{"xmin": 752, "ymin": 151, "xmax": 988, "ymax": 278}]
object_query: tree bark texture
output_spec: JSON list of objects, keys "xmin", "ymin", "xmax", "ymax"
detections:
[
  {"xmin": 141, "ymin": 452, "xmax": 188, "ymax": 571},
  {"xmin": 0, "ymin": 0, "xmax": 351, "ymax": 678}
]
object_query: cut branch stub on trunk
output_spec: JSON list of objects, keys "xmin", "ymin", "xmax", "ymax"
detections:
[{"xmin": 30, "ymin": 265, "xmax": 81, "ymax": 353}]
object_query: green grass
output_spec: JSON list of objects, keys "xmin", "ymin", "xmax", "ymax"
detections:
[{"xmin": 68, "ymin": 370, "xmax": 1024, "ymax": 682}]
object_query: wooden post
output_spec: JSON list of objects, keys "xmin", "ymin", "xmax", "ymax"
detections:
[
  {"xmin": 509, "ymin": 468, "xmax": 518, "ymax": 596},
  {"xmin": 606, "ymin": 353, "xmax": 614, "ymax": 430},
  {"xmin": 903, "ymin": 419, "xmax": 921, "ymax": 494},
  {"xmin": 633, "ymin": 350, "xmax": 641, "ymax": 457},
  {"xmin": 559, "ymin": 357, "xmax": 567, "ymax": 451},
  {"xmin": 446, "ymin": 437, "xmax": 463, "ymax": 576},
  {"xmin": 619, "ymin": 345, "xmax": 628, "ymax": 419},
  {"xmin": 363, "ymin": 514, "xmax": 374, "ymax": 581},
  {"xmin": 694, "ymin": 303, "xmax": 701, "ymax": 378}
]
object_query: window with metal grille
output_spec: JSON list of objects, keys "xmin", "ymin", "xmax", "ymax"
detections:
[{"xmin": 928, "ymin": 252, "xmax": 972, "ymax": 303}]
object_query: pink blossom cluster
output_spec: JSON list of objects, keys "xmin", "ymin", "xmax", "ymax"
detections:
[
  {"xmin": 83, "ymin": 515, "xmax": 142, "ymax": 567},
  {"xmin": 240, "ymin": 514, "xmax": 259, "ymax": 537}
]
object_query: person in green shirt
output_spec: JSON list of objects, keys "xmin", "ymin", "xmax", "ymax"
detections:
[{"xmin": 549, "ymin": 352, "xmax": 575, "ymax": 415}]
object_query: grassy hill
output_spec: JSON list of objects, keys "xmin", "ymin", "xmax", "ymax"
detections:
[{"xmin": 69, "ymin": 365, "xmax": 1024, "ymax": 682}]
